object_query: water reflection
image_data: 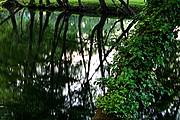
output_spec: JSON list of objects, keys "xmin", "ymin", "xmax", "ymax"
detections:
[
  {"xmin": 0, "ymin": 8, "xmax": 132, "ymax": 120},
  {"xmin": 0, "ymin": 8, "xmax": 179, "ymax": 120}
]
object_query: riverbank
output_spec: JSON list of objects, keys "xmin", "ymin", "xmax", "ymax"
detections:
[{"xmin": 1, "ymin": 0, "xmax": 145, "ymax": 17}]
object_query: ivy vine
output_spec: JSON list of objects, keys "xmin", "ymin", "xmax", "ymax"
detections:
[{"xmin": 96, "ymin": 1, "xmax": 180, "ymax": 119}]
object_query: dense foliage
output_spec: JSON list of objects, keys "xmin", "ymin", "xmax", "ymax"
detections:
[{"xmin": 96, "ymin": 1, "xmax": 180, "ymax": 119}]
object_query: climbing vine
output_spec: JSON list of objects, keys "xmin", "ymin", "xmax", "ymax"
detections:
[{"xmin": 96, "ymin": 1, "xmax": 180, "ymax": 119}]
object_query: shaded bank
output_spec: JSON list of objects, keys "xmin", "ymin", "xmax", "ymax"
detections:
[{"xmin": 1, "ymin": 0, "xmax": 144, "ymax": 17}]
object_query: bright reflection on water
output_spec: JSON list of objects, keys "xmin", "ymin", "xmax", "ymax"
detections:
[{"xmin": 0, "ymin": 8, "xmax": 179, "ymax": 120}]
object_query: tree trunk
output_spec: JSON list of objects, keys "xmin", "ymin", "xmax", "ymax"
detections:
[
  {"xmin": 78, "ymin": 0, "xmax": 83, "ymax": 9},
  {"xmin": 9, "ymin": 9, "xmax": 17, "ymax": 32},
  {"xmin": 118, "ymin": 0, "xmax": 135, "ymax": 15},
  {"xmin": 99, "ymin": 0, "xmax": 108, "ymax": 12}
]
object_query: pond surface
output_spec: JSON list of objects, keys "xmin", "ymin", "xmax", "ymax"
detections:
[{"xmin": 0, "ymin": 8, "xmax": 179, "ymax": 120}]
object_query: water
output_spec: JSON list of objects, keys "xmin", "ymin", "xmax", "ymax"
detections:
[{"xmin": 0, "ymin": 8, "xmax": 179, "ymax": 120}]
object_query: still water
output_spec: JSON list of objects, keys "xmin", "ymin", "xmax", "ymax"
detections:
[
  {"xmin": 0, "ymin": 8, "xmax": 132, "ymax": 120},
  {"xmin": 0, "ymin": 8, "xmax": 179, "ymax": 120}
]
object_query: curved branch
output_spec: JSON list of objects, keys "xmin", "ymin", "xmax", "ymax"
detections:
[{"xmin": 118, "ymin": 0, "xmax": 136, "ymax": 15}]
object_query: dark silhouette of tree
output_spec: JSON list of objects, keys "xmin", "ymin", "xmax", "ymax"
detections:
[
  {"xmin": 118, "ymin": 0, "xmax": 135, "ymax": 15},
  {"xmin": 99, "ymin": 0, "xmax": 108, "ymax": 12},
  {"xmin": 8, "ymin": 9, "xmax": 18, "ymax": 32},
  {"xmin": 95, "ymin": 15, "xmax": 107, "ymax": 78},
  {"xmin": 78, "ymin": 0, "xmax": 83, "ymax": 10}
]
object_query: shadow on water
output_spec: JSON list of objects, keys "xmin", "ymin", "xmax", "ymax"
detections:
[
  {"xmin": 0, "ymin": 8, "xmax": 179, "ymax": 120},
  {"xmin": 0, "ymin": 8, "xmax": 131, "ymax": 120}
]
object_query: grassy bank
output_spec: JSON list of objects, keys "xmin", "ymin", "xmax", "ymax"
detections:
[
  {"xmin": 69, "ymin": 0, "xmax": 145, "ymax": 7},
  {"xmin": 21, "ymin": 0, "xmax": 145, "ymax": 7},
  {"xmin": 2, "ymin": 0, "xmax": 145, "ymax": 16}
]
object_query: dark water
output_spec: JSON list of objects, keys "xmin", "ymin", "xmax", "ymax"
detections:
[{"xmin": 0, "ymin": 8, "xmax": 179, "ymax": 120}]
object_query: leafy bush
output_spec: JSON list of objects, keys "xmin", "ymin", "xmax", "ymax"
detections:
[{"xmin": 96, "ymin": 1, "xmax": 180, "ymax": 119}]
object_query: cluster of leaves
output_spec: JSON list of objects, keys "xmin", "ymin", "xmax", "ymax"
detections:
[{"xmin": 96, "ymin": 1, "xmax": 180, "ymax": 119}]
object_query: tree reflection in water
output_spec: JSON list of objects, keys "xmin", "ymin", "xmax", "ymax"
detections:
[
  {"xmin": 0, "ymin": 8, "xmax": 127, "ymax": 120},
  {"xmin": 0, "ymin": 8, "xmax": 179, "ymax": 120}
]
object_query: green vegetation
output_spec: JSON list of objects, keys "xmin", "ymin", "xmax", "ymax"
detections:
[
  {"xmin": 96, "ymin": 0, "xmax": 180, "ymax": 119},
  {"xmin": 0, "ymin": 0, "xmax": 6, "ymax": 6},
  {"xmin": 1, "ymin": 0, "xmax": 145, "ymax": 13},
  {"xmin": 68, "ymin": 0, "xmax": 145, "ymax": 6},
  {"xmin": 0, "ymin": 9, "xmax": 122, "ymax": 118},
  {"xmin": 1, "ymin": 0, "xmax": 179, "ymax": 119},
  {"xmin": 21, "ymin": 0, "xmax": 145, "ymax": 6}
]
